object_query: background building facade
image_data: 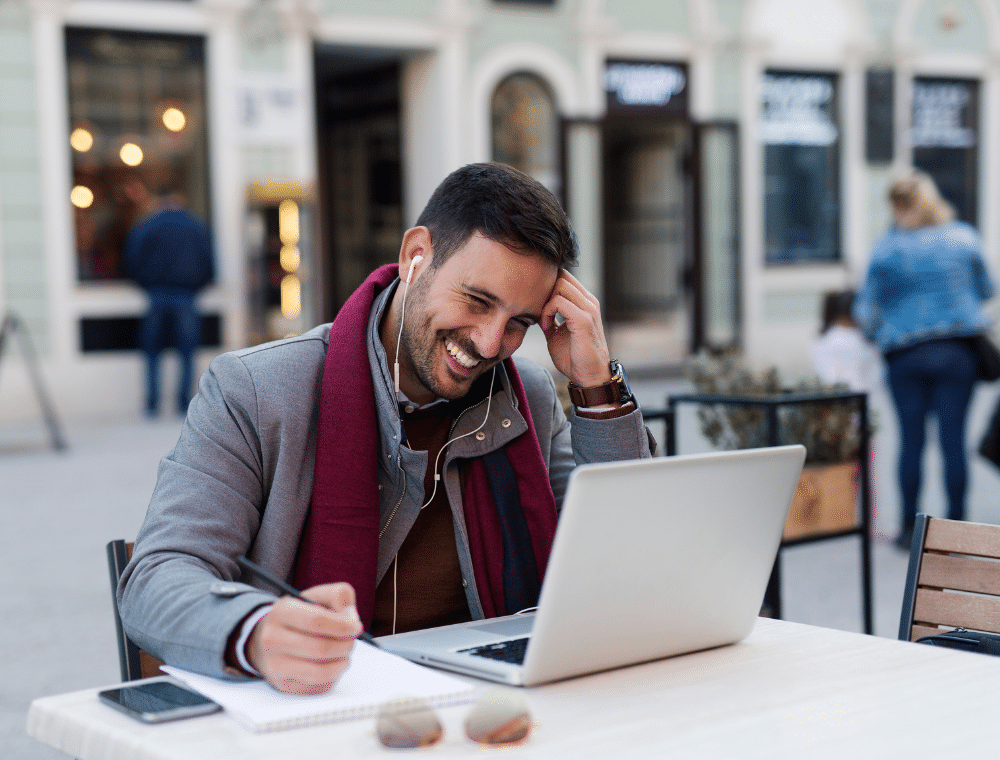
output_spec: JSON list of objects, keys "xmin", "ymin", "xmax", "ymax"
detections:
[{"xmin": 1, "ymin": 0, "xmax": 998, "ymax": 420}]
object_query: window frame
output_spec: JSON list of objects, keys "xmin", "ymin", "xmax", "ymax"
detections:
[
  {"xmin": 760, "ymin": 68, "xmax": 843, "ymax": 267},
  {"xmin": 65, "ymin": 26, "xmax": 212, "ymax": 283},
  {"xmin": 490, "ymin": 70, "xmax": 562, "ymax": 201}
]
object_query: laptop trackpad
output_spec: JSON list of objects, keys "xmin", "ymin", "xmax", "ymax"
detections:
[{"xmin": 469, "ymin": 616, "xmax": 535, "ymax": 637}]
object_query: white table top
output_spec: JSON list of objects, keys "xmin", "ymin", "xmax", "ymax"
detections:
[{"xmin": 27, "ymin": 617, "xmax": 1000, "ymax": 759}]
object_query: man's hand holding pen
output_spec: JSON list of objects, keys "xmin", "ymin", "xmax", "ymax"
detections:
[{"xmin": 246, "ymin": 582, "xmax": 364, "ymax": 695}]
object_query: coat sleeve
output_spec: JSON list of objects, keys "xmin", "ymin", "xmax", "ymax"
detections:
[
  {"xmin": 971, "ymin": 249, "xmax": 995, "ymax": 303},
  {"xmin": 852, "ymin": 241, "xmax": 890, "ymax": 342},
  {"xmin": 513, "ymin": 359, "xmax": 653, "ymax": 511},
  {"xmin": 117, "ymin": 351, "xmax": 281, "ymax": 679}
]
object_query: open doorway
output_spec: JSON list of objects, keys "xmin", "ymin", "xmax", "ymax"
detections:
[
  {"xmin": 603, "ymin": 119, "xmax": 693, "ymax": 370},
  {"xmin": 314, "ymin": 48, "xmax": 405, "ymax": 319}
]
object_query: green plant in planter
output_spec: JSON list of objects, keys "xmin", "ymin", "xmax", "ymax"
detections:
[{"xmin": 684, "ymin": 351, "xmax": 874, "ymax": 465}]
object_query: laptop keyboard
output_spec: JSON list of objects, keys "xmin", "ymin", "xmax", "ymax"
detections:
[{"xmin": 458, "ymin": 637, "xmax": 530, "ymax": 664}]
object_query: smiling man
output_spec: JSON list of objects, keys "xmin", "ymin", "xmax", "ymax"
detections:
[{"xmin": 119, "ymin": 163, "xmax": 652, "ymax": 695}]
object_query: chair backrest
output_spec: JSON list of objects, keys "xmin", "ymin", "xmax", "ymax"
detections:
[
  {"xmin": 107, "ymin": 539, "xmax": 165, "ymax": 681},
  {"xmin": 899, "ymin": 514, "xmax": 1000, "ymax": 642}
]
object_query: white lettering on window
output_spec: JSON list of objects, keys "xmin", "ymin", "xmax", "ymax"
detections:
[
  {"xmin": 759, "ymin": 74, "xmax": 838, "ymax": 146},
  {"xmin": 910, "ymin": 82, "xmax": 974, "ymax": 149},
  {"xmin": 604, "ymin": 63, "xmax": 686, "ymax": 107}
]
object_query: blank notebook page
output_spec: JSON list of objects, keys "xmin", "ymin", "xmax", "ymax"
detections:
[{"xmin": 162, "ymin": 641, "xmax": 476, "ymax": 732}]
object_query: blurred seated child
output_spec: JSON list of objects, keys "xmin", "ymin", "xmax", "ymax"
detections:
[
  {"xmin": 812, "ymin": 289, "xmax": 883, "ymax": 540},
  {"xmin": 811, "ymin": 290, "xmax": 881, "ymax": 391}
]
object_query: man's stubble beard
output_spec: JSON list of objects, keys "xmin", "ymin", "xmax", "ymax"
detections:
[{"xmin": 398, "ymin": 276, "xmax": 495, "ymax": 402}]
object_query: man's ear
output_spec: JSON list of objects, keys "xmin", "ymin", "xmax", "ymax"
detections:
[{"xmin": 398, "ymin": 227, "xmax": 433, "ymax": 278}]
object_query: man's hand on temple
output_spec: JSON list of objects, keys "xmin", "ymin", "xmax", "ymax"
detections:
[
  {"xmin": 539, "ymin": 269, "xmax": 613, "ymax": 389},
  {"xmin": 246, "ymin": 582, "xmax": 363, "ymax": 695}
]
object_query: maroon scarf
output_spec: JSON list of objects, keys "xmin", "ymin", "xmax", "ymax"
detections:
[{"xmin": 293, "ymin": 264, "xmax": 558, "ymax": 627}]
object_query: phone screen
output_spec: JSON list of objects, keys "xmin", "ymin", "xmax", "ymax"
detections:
[{"xmin": 99, "ymin": 680, "xmax": 221, "ymax": 723}]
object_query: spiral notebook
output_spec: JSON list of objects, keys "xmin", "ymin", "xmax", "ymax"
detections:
[{"xmin": 161, "ymin": 641, "xmax": 476, "ymax": 732}]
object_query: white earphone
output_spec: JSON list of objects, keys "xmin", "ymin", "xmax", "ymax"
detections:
[
  {"xmin": 394, "ymin": 255, "xmax": 424, "ymax": 394},
  {"xmin": 406, "ymin": 255, "xmax": 423, "ymax": 284}
]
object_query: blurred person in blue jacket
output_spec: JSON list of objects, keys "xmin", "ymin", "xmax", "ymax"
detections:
[
  {"xmin": 124, "ymin": 179, "xmax": 214, "ymax": 416},
  {"xmin": 854, "ymin": 171, "xmax": 994, "ymax": 549}
]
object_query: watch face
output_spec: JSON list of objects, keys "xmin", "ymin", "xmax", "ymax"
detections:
[{"xmin": 611, "ymin": 360, "xmax": 633, "ymax": 403}]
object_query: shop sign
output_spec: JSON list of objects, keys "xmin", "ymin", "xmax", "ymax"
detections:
[
  {"xmin": 75, "ymin": 30, "xmax": 201, "ymax": 66},
  {"xmin": 604, "ymin": 61, "xmax": 687, "ymax": 115},
  {"xmin": 910, "ymin": 80, "xmax": 975, "ymax": 149},
  {"xmin": 760, "ymin": 73, "xmax": 838, "ymax": 146},
  {"xmin": 239, "ymin": 75, "xmax": 308, "ymax": 143}
]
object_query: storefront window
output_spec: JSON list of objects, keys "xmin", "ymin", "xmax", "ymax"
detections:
[
  {"xmin": 911, "ymin": 77, "xmax": 979, "ymax": 225},
  {"xmin": 491, "ymin": 73, "xmax": 560, "ymax": 198},
  {"xmin": 66, "ymin": 28, "xmax": 210, "ymax": 281},
  {"xmin": 760, "ymin": 71, "xmax": 840, "ymax": 264}
]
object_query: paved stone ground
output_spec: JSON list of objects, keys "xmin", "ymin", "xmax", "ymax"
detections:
[{"xmin": 5, "ymin": 373, "xmax": 1000, "ymax": 758}]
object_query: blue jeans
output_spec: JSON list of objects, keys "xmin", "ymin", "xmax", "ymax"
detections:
[
  {"xmin": 142, "ymin": 288, "xmax": 200, "ymax": 414},
  {"xmin": 885, "ymin": 337, "xmax": 977, "ymax": 528}
]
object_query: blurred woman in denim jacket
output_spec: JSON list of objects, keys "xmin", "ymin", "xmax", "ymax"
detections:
[{"xmin": 854, "ymin": 171, "xmax": 994, "ymax": 549}]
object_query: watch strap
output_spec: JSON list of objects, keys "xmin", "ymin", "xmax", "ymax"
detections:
[
  {"xmin": 574, "ymin": 400, "xmax": 637, "ymax": 420},
  {"xmin": 568, "ymin": 378, "xmax": 622, "ymax": 407}
]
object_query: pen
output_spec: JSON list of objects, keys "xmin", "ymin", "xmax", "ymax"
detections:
[{"xmin": 235, "ymin": 554, "xmax": 381, "ymax": 648}]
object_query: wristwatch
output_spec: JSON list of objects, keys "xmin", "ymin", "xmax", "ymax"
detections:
[{"xmin": 568, "ymin": 359, "xmax": 634, "ymax": 407}]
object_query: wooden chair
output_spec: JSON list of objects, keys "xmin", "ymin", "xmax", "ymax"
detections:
[
  {"xmin": 899, "ymin": 514, "xmax": 1000, "ymax": 642},
  {"xmin": 106, "ymin": 540, "xmax": 165, "ymax": 680}
]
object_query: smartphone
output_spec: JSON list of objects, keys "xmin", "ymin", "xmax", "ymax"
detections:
[{"xmin": 98, "ymin": 679, "xmax": 222, "ymax": 723}]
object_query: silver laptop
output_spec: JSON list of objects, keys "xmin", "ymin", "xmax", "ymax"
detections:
[{"xmin": 376, "ymin": 445, "xmax": 806, "ymax": 686}]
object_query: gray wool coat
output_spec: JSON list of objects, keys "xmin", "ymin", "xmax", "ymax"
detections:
[{"xmin": 119, "ymin": 284, "xmax": 652, "ymax": 678}]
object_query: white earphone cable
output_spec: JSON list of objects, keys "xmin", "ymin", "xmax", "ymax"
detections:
[
  {"xmin": 394, "ymin": 255, "xmax": 423, "ymax": 395},
  {"xmin": 392, "ymin": 365, "xmax": 496, "ymax": 633},
  {"xmin": 391, "ymin": 555, "xmax": 398, "ymax": 635},
  {"xmin": 419, "ymin": 366, "xmax": 495, "ymax": 510}
]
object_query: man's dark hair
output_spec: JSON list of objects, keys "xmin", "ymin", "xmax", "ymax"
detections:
[{"xmin": 415, "ymin": 162, "xmax": 578, "ymax": 269}]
